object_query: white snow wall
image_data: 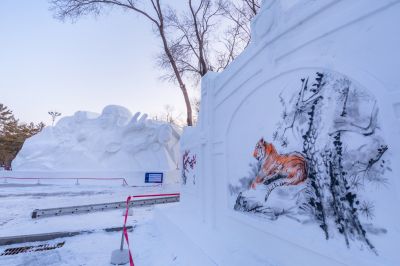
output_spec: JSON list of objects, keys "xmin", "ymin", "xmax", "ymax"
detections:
[
  {"xmin": 11, "ymin": 105, "xmax": 180, "ymax": 184},
  {"xmin": 180, "ymin": 0, "xmax": 400, "ymax": 265}
]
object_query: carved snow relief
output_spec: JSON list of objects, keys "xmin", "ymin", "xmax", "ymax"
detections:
[
  {"xmin": 13, "ymin": 105, "xmax": 180, "ymax": 171},
  {"xmin": 231, "ymin": 71, "xmax": 390, "ymax": 253}
]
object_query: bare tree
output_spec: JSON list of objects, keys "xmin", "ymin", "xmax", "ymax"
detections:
[
  {"xmin": 50, "ymin": 0, "xmax": 194, "ymax": 126},
  {"xmin": 161, "ymin": 0, "xmax": 262, "ymax": 82},
  {"xmin": 215, "ymin": 0, "xmax": 260, "ymax": 70},
  {"xmin": 152, "ymin": 104, "xmax": 185, "ymax": 127},
  {"xmin": 241, "ymin": 0, "xmax": 260, "ymax": 16},
  {"xmin": 162, "ymin": 0, "xmax": 225, "ymax": 82},
  {"xmin": 162, "ymin": 0, "xmax": 261, "ymax": 80},
  {"xmin": 48, "ymin": 111, "xmax": 61, "ymax": 126},
  {"xmin": 50, "ymin": 0, "xmax": 261, "ymax": 126}
]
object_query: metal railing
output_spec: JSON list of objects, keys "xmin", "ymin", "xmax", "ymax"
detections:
[{"xmin": 0, "ymin": 176, "xmax": 129, "ymax": 186}]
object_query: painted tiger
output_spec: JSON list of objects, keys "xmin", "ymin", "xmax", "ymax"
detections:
[{"xmin": 251, "ymin": 138, "xmax": 308, "ymax": 201}]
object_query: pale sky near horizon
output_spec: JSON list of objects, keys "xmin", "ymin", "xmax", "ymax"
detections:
[{"xmin": 0, "ymin": 0, "xmax": 189, "ymax": 125}]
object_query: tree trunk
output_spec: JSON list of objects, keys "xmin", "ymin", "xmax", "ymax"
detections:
[{"xmin": 158, "ymin": 25, "xmax": 193, "ymax": 126}]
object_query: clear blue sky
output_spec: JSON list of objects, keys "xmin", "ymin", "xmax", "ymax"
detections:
[{"xmin": 0, "ymin": 0, "xmax": 187, "ymax": 125}]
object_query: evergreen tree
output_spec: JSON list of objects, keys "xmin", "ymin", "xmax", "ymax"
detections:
[{"xmin": 0, "ymin": 104, "xmax": 45, "ymax": 169}]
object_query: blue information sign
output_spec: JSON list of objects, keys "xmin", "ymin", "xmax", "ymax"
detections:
[{"xmin": 145, "ymin": 172, "xmax": 163, "ymax": 183}]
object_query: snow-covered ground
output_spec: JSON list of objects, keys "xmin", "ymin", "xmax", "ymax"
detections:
[
  {"xmin": 0, "ymin": 181, "xmax": 182, "ymax": 266},
  {"xmin": 3, "ymin": 1, "xmax": 400, "ymax": 265},
  {"xmin": 0, "ymin": 105, "xmax": 185, "ymax": 265}
]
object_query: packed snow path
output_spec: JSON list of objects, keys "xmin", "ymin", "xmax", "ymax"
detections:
[{"xmin": 0, "ymin": 182, "xmax": 183, "ymax": 266}]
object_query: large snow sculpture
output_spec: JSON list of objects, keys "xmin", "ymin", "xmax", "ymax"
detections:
[{"xmin": 12, "ymin": 105, "xmax": 180, "ymax": 172}]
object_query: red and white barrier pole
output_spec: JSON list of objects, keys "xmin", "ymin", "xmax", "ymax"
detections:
[{"xmin": 121, "ymin": 193, "xmax": 180, "ymax": 266}]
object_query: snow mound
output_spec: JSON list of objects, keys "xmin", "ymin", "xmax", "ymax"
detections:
[{"xmin": 12, "ymin": 105, "xmax": 180, "ymax": 171}]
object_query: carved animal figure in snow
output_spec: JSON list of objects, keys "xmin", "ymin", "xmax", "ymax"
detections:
[{"xmin": 251, "ymin": 138, "xmax": 308, "ymax": 201}]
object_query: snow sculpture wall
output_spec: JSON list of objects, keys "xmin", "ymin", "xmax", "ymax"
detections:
[
  {"xmin": 13, "ymin": 105, "xmax": 180, "ymax": 174},
  {"xmin": 180, "ymin": 0, "xmax": 400, "ymax": 264}
]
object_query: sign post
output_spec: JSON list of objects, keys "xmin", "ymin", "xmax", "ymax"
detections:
[{"xmin": 144, "ymin": 172, "xmax": 163, "ymax": 184}]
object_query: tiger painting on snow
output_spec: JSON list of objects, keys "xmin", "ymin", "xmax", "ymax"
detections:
[{"xmin": 251, "ymin": 138, "xmax": 308, "ymax": 201}]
